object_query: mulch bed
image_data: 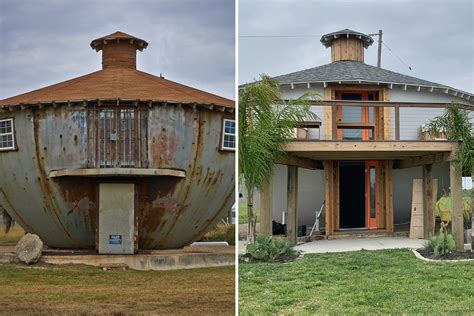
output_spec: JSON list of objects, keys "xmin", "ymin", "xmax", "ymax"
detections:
[{"xmin": 417, "ymin": 249, "xmax": 474, "ymax": 260}]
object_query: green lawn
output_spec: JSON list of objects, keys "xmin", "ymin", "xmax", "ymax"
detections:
[
  {"xmin": 239, "ymin": 249, "xmax": 474, "ymax": 315},
  {"xmin": 238, "ymin": 203, "xmax": 260, "ymax": 224},
  {"xmin": 0, "ymin": 264, "xmax": 234, "ymax": 315}
]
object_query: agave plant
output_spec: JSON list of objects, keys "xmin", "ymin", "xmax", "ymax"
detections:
[{"xmin": 239, "ymin": 74, "xmax": 319, "ymax": 243}]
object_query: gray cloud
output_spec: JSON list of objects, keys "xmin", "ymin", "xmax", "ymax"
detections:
[
  {"xmin": 239, "ymin": 0, "xmax": 473, "ymax": 93},
  {"xmin": 0, "ymin": 0, "xmax": 235, "ymax": 99}
]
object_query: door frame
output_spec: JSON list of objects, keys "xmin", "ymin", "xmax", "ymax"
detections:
[{"xmin": 335, "ymin": 90, "xmax": 377, "ymax": 140}]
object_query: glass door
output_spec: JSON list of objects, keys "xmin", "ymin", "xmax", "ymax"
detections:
[{"xmin": 365, "ymin": 161, "xmax": 379, "ymax": 229}]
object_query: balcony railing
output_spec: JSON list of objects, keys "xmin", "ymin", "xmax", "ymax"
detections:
[{"xmin": 288, "ymin": 100, "xmax": 473, "ymax": 141}]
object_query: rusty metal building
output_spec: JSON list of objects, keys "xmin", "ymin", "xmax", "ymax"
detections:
[{"xmin": 0, "ymin": 32, "xmax": 235, "ymax": 253}]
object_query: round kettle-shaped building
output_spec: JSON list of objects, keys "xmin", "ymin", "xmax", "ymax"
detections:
[{"xmin": 0, "ymin": 32, "xmax": 235, "ymax": 253}]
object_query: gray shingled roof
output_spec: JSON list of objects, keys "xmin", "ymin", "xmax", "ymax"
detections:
[
  {"xmin": 320, "ymin": 29, "xmax": 374, "ymax": 48},
  {"xmin": 273, "ymin": 60, "xmax": 449, "ymax": 88}
]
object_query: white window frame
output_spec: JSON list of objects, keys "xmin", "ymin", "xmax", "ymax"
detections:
[
  {"xmin": 221, "ymin": 119, "xmax": 236, "ymax": 151},
  {"xmin": 0, "ymin": 118, "xmax": 15, "ymax": 151}
]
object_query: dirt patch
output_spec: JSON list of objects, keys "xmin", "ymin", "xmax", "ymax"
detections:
[{"xmin": 417, "ymin": 249, "xmax": 474, "ymax": 260}]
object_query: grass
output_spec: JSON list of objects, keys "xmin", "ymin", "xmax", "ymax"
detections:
[
  {"xmin": 0, "ymin": 224, "xmax": 234, "ymax": 314},
  {"xmin": 0, "ymin": 224, "xmax": 25, "ymax": 246},
  {"xmin": 239, "ymin": 249, "xmax": 474, "ymax": 315},
  {"xmin": 200, "ymin": 222, "xmax": 235, "ymax": 245},
  {"xmin": 0, "ymin": 264, "xmax": 234, "ymax": 315},
  {"xmin": 238, "ymin": 203, "xmax": 260, "ymax": 224}
]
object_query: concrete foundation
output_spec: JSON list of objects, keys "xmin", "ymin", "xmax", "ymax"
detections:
[{"xmin": 0, "ymin": 246, "xmax": 235, "ymax": 271}]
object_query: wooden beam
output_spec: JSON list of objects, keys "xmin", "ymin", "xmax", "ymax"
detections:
[
  {"xmin": 285, "ymin": 141, "xmax": 456, "ymax": 153},
  {"xmin": 260, "ymin": 179, "xmax": 272, "ymax": 237},
  {"xmin": 423, "ymin": 164, "xmax": 435, "ymax": 238},
  {"xmin": 331, "ymin": 104, "xmax": 337, "ymax": 140},
  {"xmin": 450, "ymin": 159, "xmax": 464, "ymax": 251},
  {"xmin": 279, "ymin": 154, "xmax": 323, "ymax": 170},
  {"xmin": 286, "ymin": 100, "xmax": 474, "ymax": 110},
  {"xmin": 287, "ymin": 166, "xmax": 298, "ymax": 246},
  {"xmin": 385, "ymin": 161, "xmax": 394, "ymax": 232},
  {"xmin": 394, "ymin": 152, "xmax": 452, "ymax": 169},
  {"xmin": 395, "ymin": 105, "xmax": 400, "ymax": 140}
]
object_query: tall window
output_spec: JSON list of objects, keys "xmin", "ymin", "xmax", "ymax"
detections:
[
  {"xmin": 0, "ymin": 119, "xmax": 15, "ymax": 151},
  {"xmin": 97, "ymin": 108, "xmax": 137, "ymax": 167},
  {"xmin": 222, "ymin": 119, "xmax": 236, "ymax": 150}
]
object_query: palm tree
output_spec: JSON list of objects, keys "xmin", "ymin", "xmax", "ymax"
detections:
[
  {"xmin": 239, "ymin": 75, "xmax": 319, "ymax": 243},
  {"xmin": 425, "ymin": 104, "xmax": 473, "ymax": 174},
  {"xmin": 425, "ymin": 104, "xmax": 473, "ymax": 247}
]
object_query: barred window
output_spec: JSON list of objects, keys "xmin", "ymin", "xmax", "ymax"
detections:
[
  {"xmin": 222, "ymin": 119, "xmax": 235, "ymax": 150},
  {"xmin": 0, "ymin": 119, "xmax": 15, "ymax": 151}
]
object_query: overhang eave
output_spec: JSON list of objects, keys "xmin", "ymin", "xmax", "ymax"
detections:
[{"xmin": 284, "ymin": 141, "xmax": 458, "ymax": 165}]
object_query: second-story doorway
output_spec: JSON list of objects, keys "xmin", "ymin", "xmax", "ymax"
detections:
[{"xmin": 336, "ymin": 91, "xmax": 378, "ymax": 140}]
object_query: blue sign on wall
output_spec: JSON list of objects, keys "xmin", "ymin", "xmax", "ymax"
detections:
[{"xmin": 109, "ymin": 235, "xmax": 122, "ymax": 244}]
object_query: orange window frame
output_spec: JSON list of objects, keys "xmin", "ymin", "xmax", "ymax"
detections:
[{"xmin": 336, "ymin": 91, "xmax": 376, "ymax": 140}]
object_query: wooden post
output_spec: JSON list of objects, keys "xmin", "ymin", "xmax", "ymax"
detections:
[
  {"xmin": 385, "ymin": 161, "xmax": 394, "ymax": 232},
  {"xmin": 324, "ymin": 161, "xmax": 334, "ymax": 235},
  {"xmin": 260, "ymin": 179, "xmax": 273, "ymax": 237},
  {"xmin": 331, "ymin": 104, "xmax": 337, "ymax": 140},
  {"xmin": 422, "ymin": 164, "xmax": 435, "ymax": 238},
  {"xmin": 394, "ymin": 105, "xmax": 400, "ymax": 140},
  {"xmin": 287, "ymin": 166, "xmax": 298, "ymax": 246},
  {"xmin": 450, "ymin": 159, "xmax": 464, "ymax": 251}
]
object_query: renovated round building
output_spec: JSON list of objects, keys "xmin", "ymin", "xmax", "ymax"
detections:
[{"xmin": 0, "ymin": 32, "xmax": 235, "ymax": 253}]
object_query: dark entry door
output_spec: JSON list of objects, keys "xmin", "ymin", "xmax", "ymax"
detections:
[{"xmin": 339, "ymin": 162, "xmax": 365, "ymax": 229}]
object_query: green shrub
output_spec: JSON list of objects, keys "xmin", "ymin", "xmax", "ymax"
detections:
[
  {"xmin": 243, "ymin": 234, "xmax": 299, "ymax": 263},
  {"xmin": 429, "ymin": 222, "xmax": 456, "ymax": 257},
  {"xmin": 200, "ymin": 222, "xmax": 235, "ymax": 245}
]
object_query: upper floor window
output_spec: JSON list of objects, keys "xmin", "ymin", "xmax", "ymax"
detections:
[
  {"xmin": 0, "ymin": 118, "xmax": 15, "ymax": 151},
  {"xmin": 222, "ymin": 119, "xmax": 236, "ymax": 150},
  {"xmin": 87, "ymin": 107, "xmax": 147, "ymax": 168}
]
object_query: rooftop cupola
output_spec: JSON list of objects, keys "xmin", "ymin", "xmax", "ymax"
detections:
[
  {"xmin": 320, "ymin": 29, "xmax": 374, "ymax": 63},
  {"xmin": 90, "ymin": 31, "xmax": 148, "ymax": 70}
]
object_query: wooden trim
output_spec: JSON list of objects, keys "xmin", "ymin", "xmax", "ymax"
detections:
[
  {"xmin": 336, "ymin": 122, "xmax": 375, "ymax": 129},
  {"xmin": 334, "ymin": 161, "xmax": 340, "ymax": 231},
  {"xmin": 394, "ymin": 105, "xmax": 400, "ymax": 140},
  {"xmin": 287, "ymin": 100, "xmax": 474, "ymax": 110},
  {"xmin": 285, "ymin": 141, "xmax": 457, "ymax": 152},
  {"xmin": 324, "ymin": 87, "xmax": 332, "ymax": 140}
]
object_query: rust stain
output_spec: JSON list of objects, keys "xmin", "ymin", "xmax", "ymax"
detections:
[{"xmin": 33, "ymin": 109, "xmax": 78, "ymax": 244}]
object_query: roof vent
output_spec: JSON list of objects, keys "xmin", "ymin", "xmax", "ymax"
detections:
[
  {"xmin": 320, "ymin": 29, "xmax": 373, "ymax": 63},
  {"xmin": 90, "ymin": 31, "xmax": 148, "ymax": 70}
]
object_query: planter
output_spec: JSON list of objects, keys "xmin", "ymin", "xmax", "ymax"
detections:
[
  {"xmin": 465, "ymin": 229, "xmax": 472, "ymax": 244},
  {"xmin": 440, "ymin": 210, "xmax": 451, "ymax": 223}
]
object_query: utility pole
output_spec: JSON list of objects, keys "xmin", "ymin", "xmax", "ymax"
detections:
[
  {"xmin": 369, "ymin": 30, "xmax": 383, "ymax": 68},
  {"xmin": 377, "ymin": 29, "xmax": 383, "ymax": 68}
]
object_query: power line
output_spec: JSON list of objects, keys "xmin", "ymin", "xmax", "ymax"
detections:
[{"xmin": 381, "ymin": 40, "xmax": 413, "ymax": 71}]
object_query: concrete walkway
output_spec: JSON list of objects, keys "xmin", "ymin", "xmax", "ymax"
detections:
[{"xmin": 294, "ymin": 237, "xmax": 426, "ymax": 254}]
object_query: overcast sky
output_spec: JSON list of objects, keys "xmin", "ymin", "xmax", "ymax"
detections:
[
  {"xmin": 0, "ymin": 0, "xmax": 235, "ymax": 100},
  {"xmin": 239, "ymin": 0, "xmax": 473, "ymax": 93}
]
